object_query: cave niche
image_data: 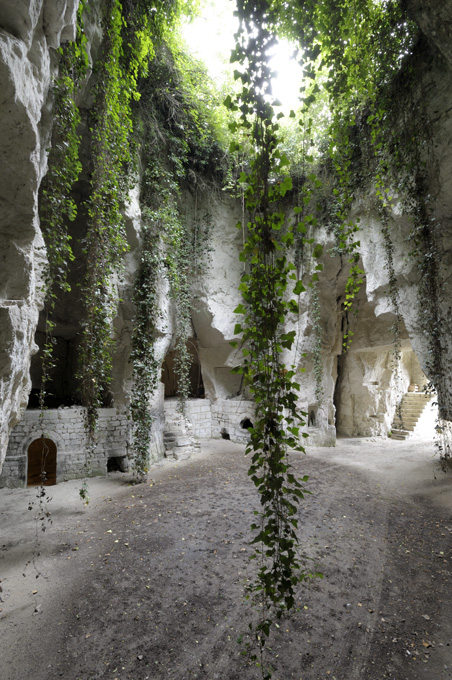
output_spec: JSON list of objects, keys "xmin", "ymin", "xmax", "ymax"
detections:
[{"xmin": 161, "ymin": 337, "xmax": 205, "ymax": 399}]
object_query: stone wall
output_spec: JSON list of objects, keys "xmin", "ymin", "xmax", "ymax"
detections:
[
  {"xmin": 163, "ymin": 397, "xmax": 335, "ymax": 448},
  {"xmin": 164, "ymin": 398, "xmax": 212, "ymax": 440},
  {"xmin": 0, "ymin": 407, "xmax": 130, "ymax": 488},
  {"xmin": 0, "ymin": 0, "xmax": 80, "ymax": 472}
]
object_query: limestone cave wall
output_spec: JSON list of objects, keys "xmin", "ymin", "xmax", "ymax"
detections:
[
  {"xmin": 1, "ymin": 0, "xmax": 452, "ymax": 479},
  {"xmin": 0, "ymin": 0, "xmax": 79, "ymax": 473}
]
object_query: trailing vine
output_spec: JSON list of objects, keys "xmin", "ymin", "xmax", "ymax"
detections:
[
  {"xmin": 379, "ymin": 204, "xmax": 403, "ymax": 418},
  {"xmin": 76, "ymin": 1, "xmax": 194, "ymax": 478},
  {"xmin": 310, "ymin": 280, "xmax": 324, "ymax": 406},
  {"xmin": 129, "ymin": 219, "xmax": 160, "ymax": 479},
  {"xmin": 222, "ymin": 0, "xmax": 437, "ymax": 667},
  {"xmin": 129, "ymin": 40, "xmax": 223, "ymax": 477},
  {"xmin": 38, "ymin": 1, "xmax": 88, "ymax": 413},
  {"xmin": 77, "ymin": 0, "xmax": 147, "ymax": 442},
  {"xmin": 227, "ymin": 2, "xmax": 315, "ymax": 674},
  {"xmin": 386, "ymin": 76, "xmax": 444, "ymax": 401},
  {"xmin": 36, "ymin": 2, "xmax": 89, "ymax": 509}
]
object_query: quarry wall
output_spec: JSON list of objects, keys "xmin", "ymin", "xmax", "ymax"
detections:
[{"xmin": 0, "ymin": 0, "xmax": 451, "ymax": 483}]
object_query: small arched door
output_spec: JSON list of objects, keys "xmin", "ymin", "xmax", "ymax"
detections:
[{"xmin": 27, "ymin": 438, "xmax": 57, "ymax": 487}]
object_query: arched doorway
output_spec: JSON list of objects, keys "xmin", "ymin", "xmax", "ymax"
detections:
[{"xmin": 27, "ymin": 438, "xmax": 57, "ymax": 487}]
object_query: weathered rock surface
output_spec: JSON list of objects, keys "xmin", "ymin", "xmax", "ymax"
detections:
[
  {"xmin": 1, "ymin": 0, "xmax": 452, "ymax": 480},
  {"xmin": 0, "ymin": 0, "xmax": 80, "ymax": 472}
]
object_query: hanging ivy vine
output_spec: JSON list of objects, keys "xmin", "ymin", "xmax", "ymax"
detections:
[
  {"xmin": 310, "ymin": 280, "xmax": 324, "ymax": 406},
  {"xmin": 36, "ymin": 2, "xmax": 89, "ymax": 506},
  {"xmin": 129, "ymin": 40, "xmax": 224, "ymax": 478},
  {"xmin": 129, "ymin": 218, "xmax": 160, "ymax": 479},
  {"xmin": 222, "ymin": 0, "xmax": 442, "ymax": 670},
  {"xmin": 379, "ymin": 204, "xmax": 403, "ymax": 418},
  {"xmin": 38, "ymin": 0, "xmax": 88, "ymax": 414},
  {"xmin": 77, "ymin": 0, "xmax": 148, "ymax": 441},
  {"xmin": 226, "ymin": 2, "xmax": 318, "ymax": 674}
]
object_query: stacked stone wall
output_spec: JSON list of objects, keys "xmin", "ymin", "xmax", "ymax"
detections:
[
  {"xmin": 164, "ymin": 398, "xmax": 212, "ymax": 439},
  {"xmin": 0, "ymin": 407, "xmax": 130, "ymax": 488},
  {"xmin": 210, "ymin": 399, "xmax": 255, "ymax": 443},
  {"xmin": 163, "ymin": 397, "xmax": 254, "ymax": 443}
]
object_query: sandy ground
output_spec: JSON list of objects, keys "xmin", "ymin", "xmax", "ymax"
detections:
[{"xmin": 1, "ymin": 437, "xmax": 451, "ymax": 680}]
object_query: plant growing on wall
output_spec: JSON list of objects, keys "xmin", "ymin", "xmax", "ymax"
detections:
[
  {"xmin": 38, "ymin": 1, "xmax": 88, "ymax": 414},
  {"xmin": 76, "ymin": 0, "xmax": 187, "ymax": 454},
  {"xmin": 36, "ymin": 2, "xmax": 89, "ymax": 507},
  {"xmin": 77, "ymin": 0, "xmax": 148, "ymax": 441},
  {"xmin": 310, "ymin": 280, "xmax": 324, "ymax": 406},
  {"xmin": 379, "ymin": 204, "xmax": 403, "ymax": 416},
  {"xmin": 129, "ymin": 38, "xmax": 225, "ymax": 477},
  {"xmin": 129, "ymin": 218, "xmax": 161, "ymax": 479},
  {"xmin": 223, "ymin": 0, "xmax": 435, "ymax": 671}
]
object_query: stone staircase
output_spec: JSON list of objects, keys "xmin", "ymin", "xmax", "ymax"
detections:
[
  {"xmin": 163, "ymin": 411, "xmax": 200, "ymax": 460},
  {"xmin": 390, "ymin": 390, "xmax": 434, "ymax": 440}
]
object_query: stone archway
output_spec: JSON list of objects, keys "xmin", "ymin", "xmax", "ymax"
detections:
[{"xmin": 27, "ymin": 438, "xmax": 57, "ymax": 487}]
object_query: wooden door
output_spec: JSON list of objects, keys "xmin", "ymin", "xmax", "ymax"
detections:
[{"xmin": 27, "ymin": 438, "xmax": 57, "ymax": 486}]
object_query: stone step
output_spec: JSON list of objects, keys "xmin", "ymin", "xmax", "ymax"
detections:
[
  {"xmin": 402, "ymin": 399, "xmax": 429, "ymax": 405},
  {"xmin": 163, "ymin": 434, "xmax": 176, "ymax": 443},
  {"xmin": 394, "ymin": 421, "xmax": 418, "ymax": 429},
  {"xmin": 400, "ymin": 404, "xmax": 428, "ymax": 411},
  {"xmin": 401, "ymin": 399, "xmax": 430, "ymax": 406},
  {"xmin": 391, "ymin": 390, "xmax": 436, "ymax": 439},
  {"xmin": 402, "ymin": 395, "xmax": 432, "ymax": 402},
  {"xmin": 401, "ymin": 411, "xmax": 426, "ymax": 418},
  {"xmin": 395, "ymin": 414, "xmax": 420, "ymax": 422},
  {"xmin": 174, "ymin": 438, "xmax": 192, "ymax": 447},
  {"xmin": 391, "ymin": 429, "xmax": 409, "ymax": 440}
]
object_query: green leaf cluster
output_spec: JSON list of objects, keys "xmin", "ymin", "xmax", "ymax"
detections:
[{"xmin": 227, "ymin": 2, "xmax": 316, "ymax": 673}]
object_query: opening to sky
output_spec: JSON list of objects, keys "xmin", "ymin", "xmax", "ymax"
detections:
[{"xmin": 181, "ymin": 0, "xmax": 304, "ymax": 114}]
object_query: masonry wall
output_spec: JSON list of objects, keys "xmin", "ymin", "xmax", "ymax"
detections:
[
  {"xmin": 163, "ymin": 397, "xmax": 335, "ymax": 446},
  {"xmin": 0, "ymin": 407, "xmax": 130, "ymax": 488},
  {"xmin": 164, "ymin": 398, "xmax": 212, "ymax": 439},
  {"xmin": 2, "ymin": 395, "xmax": 340, "ymax": 488},
  {"xmin": 211, "ymin": 398, "xmax": 255, "ymax": 443},
  {"xmin": 162, "ymin": 397, "xmax": 256, "ymax": 444}
]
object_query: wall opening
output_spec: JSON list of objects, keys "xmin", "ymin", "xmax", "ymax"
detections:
[
  {"xmin": 107, "ymin": 456, "xmax": 127, "ymax": 473},
  {"xmin": 308, "ymin": 404, "xmax": 318, "ymax": 427},
  {"xmin": 161, "ymin": 338, "xmax": 204, "ymax": 398},
  {"xmin": 27, "ymin": 438, "xmax": 57, "ymax": 487},
  {"xmin": 240, "ymin": 418, "xmax": 253, "ymax": 430}
]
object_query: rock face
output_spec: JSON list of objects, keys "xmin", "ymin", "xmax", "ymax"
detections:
[
  {"xmin": 341, "ymin": 19, "xmax": 452, "ymax": 426},
  {"xmin": 0, "ymin": 0, "xmax": 79, "ymax": 472},
  {"xmin": 1, "ymin": 0, "xmax": 452, "ymax": 482}
]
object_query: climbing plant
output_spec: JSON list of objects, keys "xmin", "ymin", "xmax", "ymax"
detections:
[
  {"xmin": 76, "ymin": 0, "xmax": 188, "ymax": 439},
  {"xmin": 77, "ymin": 0, "xmax": 148, "ymax": 442},
  {"xmin": 129, "ymin": 218, "xmax": 161, "ymax": 480},
  {"xmin": 129, "ymin": 39, "xmax": 224, "ymax": 477},
  {"xmin": 221, "ymin": 0, "xmax": 439, "ymax": 671},
  {"xmin": 310, "ymin": 280, "xmax": 324, "ymax": 406},
  {"xmin": 227, "ymin": 2, "xmax": 318, "ymax": 674},
  {"xmin": 38, "ymin": 0, "xmax": 88, "ymax": 414},
  {"xmin": 36, "ymin": 2, "xmax": 89, "ymax": 506},
  {"xmin": 379, "ymin": 203, "xmax": 404, "ymax": 416}
]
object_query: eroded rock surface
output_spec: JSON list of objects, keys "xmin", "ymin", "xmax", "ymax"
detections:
[
  {"xmin": 0, "ymin": 0, "xmax": 80, "ymax": 472},
  {"xmin": 1, "ymin": 0, "xmax": 452, "ymax": 479}
]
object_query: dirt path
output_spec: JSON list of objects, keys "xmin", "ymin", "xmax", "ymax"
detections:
[{"xmin": 1, "ymin": 438, "xmax": 451, "ymax": 680}]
